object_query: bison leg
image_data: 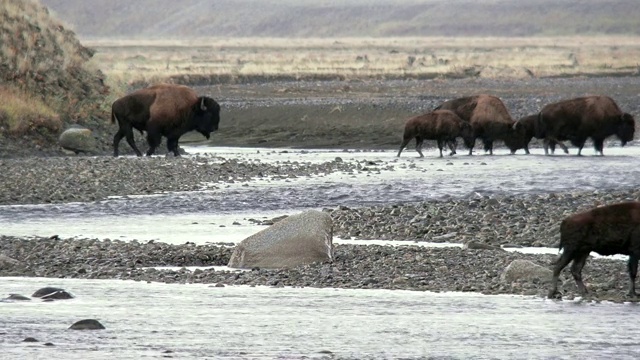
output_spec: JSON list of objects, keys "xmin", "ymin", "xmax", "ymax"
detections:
[
  {"xmin": 628, "ymin": 255, "xmax": 638, "ymax": 297},
  {"xmin": 113, "ymin": 129, "xmax": 125, "ymax": 157},
  {"xmin": 570, "ymin": 251, "xmax": 590, "ymax": 295},
  {"xmin": 397, "ymin": 137, "xmax": 412, "ymax": 157},
  {"xmin": 447, "ymin": 140, "xmax": 457, "ymax": 156},
  {"xmin": 114, "ymin": 126, "xmax": 142, "ymax": 157},
  {"xmin": 548, "ymin": 250, "xmax": 574, "ymax": 299},
  {"xmin": 415, "ymin": 137, "xmax": 425, "ymax": 158},
  {"xmin": 524, "ymin": 144, "xmax": 530, "ymax": 155},
  {"xmin": 146, "ymin": 131, "xmax": 162, "ymax": 157},
  {"xmin": 437, "ymin": 139, "xmax": 444, "ymax": 158},
  {"xmin": 167, "ymin": 138, "xmax": 181, "ymax": 157},
  {"xmin": 543, "ymin": 139, "xmax": 550, "ymax": 155},
  {"xmin": 593, "ymin": 138, "xmax": 605, "ymax": 156},
  {"xmin": 482, "ymin": 140, "xmax": 493, "ymax": 155},
  {"xmin": 556, "ymin": 141, "xmax": 569, "ymax": 154}
]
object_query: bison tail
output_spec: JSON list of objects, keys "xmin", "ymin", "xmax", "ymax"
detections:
[{"xmin": 111, "ymin": 111, "xmax": 117, "ymax": 124}]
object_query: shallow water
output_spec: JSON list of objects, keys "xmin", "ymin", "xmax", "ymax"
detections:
[
  {"xmin": 2, "ymin": 146, "xmax": 639, "ymax": 359},
  {"xmin": 2, "ymin": 277, "xmax": 640, "ymax": 360},
  {"xmin": 2, "ymin": 146, "xmax": 640, "ymax": 226}
]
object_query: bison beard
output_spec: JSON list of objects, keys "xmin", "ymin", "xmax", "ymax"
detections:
[
  {"xmin": 548, "ymin": 202, "xmax": 640, "ymax": 299},
  {"xmin": 111, "ymin": 84, "xmax": 221, "ymax": 157}
]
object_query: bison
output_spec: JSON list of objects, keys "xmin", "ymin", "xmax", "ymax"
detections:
[
  {"xmin": 397, "ymin": 110, "xmax": 474, "ymax": 158},
  {"xmin": 509, "ymin": 114, "xmax": 569, "ymax": 155},
  {"xmin": 111, "ymin": 84, "xmax": 221, "ymax": 157},
  {"xmin": 435, "ymin": 95, "xmax": 518, "ymax": 155},
  {"xmin": 535, "ymin": 95, "xmax": 635, "ymax": 156},
  {"xmin": 548, "ymin": 202, "xmax": 640, "ymax": 299}
]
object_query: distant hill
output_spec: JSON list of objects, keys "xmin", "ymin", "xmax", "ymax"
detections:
[{"xmin": 40, "ymin": 0, "xmax": 640, "ymax": 38}]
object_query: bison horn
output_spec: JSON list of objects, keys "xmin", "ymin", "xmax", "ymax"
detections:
[
  {"xmin": 200, "ymin": 97, "xmax": 207, "ymax": 111},
  {"xmin": 512, "ymin": 122, "xmax": 518, "ymax": 130}
]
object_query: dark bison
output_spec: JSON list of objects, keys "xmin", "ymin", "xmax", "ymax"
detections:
[
  {"xmin": 548, "ymin": 202, "xmax": 640, "ymax": 299},
  {"xmin": 435, "ymin": 95, "xmax": 518, "ymax": 155},
  {"xmin": 535, "ymin": 95, "xmax": 635, "ymax": 156},
  {"xmin": 397, "ymin": 110, "xmax": 474, "ymax": 158},
  {"xmin": 510, "ymin": 114, "xmax": 569, "ymax": 155},
  {"xmin": 111, "ymin": 84, "xmax": 221, "ymax": 157}
]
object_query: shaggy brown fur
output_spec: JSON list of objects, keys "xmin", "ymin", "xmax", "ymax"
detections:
[
  {"xmin": 435, "ymin": 94, "xmax": 517, "ymax": 155},
  {"xmin": 535, "ymin": 95, "xmax": 635, "ymax": 156},
  {"xmin": 397, "ymin": 110, "xmax": 474, "ymax": 158},
  {"xmin": 510, "ymin": 114, "xmax": 568, "ymax": 155},
  {"xmin": 548, "ymin": 202, "xmax": 640, "ymax": 299},
  {"xmin": 111, "ymin": 84, "xmax": 221, "ymax": 157}
]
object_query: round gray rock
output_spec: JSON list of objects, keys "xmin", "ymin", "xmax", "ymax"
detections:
[
  {"xmin": 0, "ymin": 254, "xmax": 20, "ymax": 270},
  {"xmin": 500, "ymin": 259, "xmax": 553, "ymax": 284},
  {"xmin": 59, "ymin": 127, "xmax": 96, "ymax": 154},
  {"xmin": 228, "ymin": 210, "xmax": 333, "ymax": 269},
  {"xmin": 69, "ymin": 319, "xmax": 105, "ymax": 330},
  {"xmin": 32, "ymin": 287, "xmax": 74, "ymax": 300}
]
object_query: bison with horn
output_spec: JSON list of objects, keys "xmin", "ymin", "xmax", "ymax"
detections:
[{"xmin": 111, "ymin": 84, "xmax": 221, "ymax": 157}]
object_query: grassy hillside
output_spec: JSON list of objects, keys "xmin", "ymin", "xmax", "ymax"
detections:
[
  {"xmin": 41, "ymin": 0, "xmax": 640, "ymax": 38},
  {"xmin": 0, "ymin": 0, "xmax": 112, "ymax": 156}
]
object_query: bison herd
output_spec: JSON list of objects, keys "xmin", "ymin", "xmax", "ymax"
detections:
[
  {"xmin": 110, "ymin": 84, "xmax": 635, "ymax": 159},
  {"xmin": 398, "ymin": 94, "xmax": 636, "ymax": 158},
  {"xmin": 108, "ymin": 84, "xmax": 640, "ymax": 299}
]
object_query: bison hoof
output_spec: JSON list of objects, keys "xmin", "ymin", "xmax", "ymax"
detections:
[{"xmin": 547, "ymin": 290, "xmax": 562, "ymax": 300}]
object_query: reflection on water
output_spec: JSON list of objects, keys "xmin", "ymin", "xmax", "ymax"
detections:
[{"xmin": 1, "ymin": 277, "xmax": 640, "ymax": 360}]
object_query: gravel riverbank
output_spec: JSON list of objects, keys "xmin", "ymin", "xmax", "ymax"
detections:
[
  {"xmin": 0, "ymin": 235, "xmax": 634, "ymax": 302},
  {"xmin": 1, "ymin": 152, "xmax": 640, "ymax": 301}
]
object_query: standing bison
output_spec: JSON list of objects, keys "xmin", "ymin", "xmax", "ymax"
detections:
[
  {"xmin": 397, "ymin": 110, "xmax": 474, "ymax": 158},
  {"xmin": 548, "ymin": 202, "xmax": 640, "ymax": 299},
  {"xmin": 111, "ymin": 84, "xmax": 221, "ymax": 157},
  {"xmin": 535, "ymin": 95, "xmax": 635, "ymax": 156},
  {"xmin": 510, "ymin": 114, "xmax": 569, "ymax": 155},
  {"xmin": 435, "ymin": 95, "xmax": 518, "ymax": 155}
]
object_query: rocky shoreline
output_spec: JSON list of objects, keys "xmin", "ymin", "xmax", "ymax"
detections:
[
  {"xmin": 0, "ymin": 235, "xmax": 635, "ymax": 303},
  {"xmin": 1, "ymin": 151, "xmax": 640, "ymax": 302}
]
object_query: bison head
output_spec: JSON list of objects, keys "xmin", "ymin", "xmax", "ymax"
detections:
[
  {"xmin": 617, "ymin": 113, "xmax": 636, "ymax": 146},
  {"xmin": 192, "ymin": 97, "xmax": 221, "ymax": 139},
  {"xmin": 504, "ymin": 119, "xmax": 531, "ymax": 153}
]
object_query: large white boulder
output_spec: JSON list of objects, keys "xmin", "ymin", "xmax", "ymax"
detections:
[
  {"xmin": 59, "ymin": 126, "xmax": 96, "ymax": 154},
  {"xmin": 227, "ymin": 210, "xmax": 333, "ymax": 269},
  {"xmin": 500, "ymin": 259, "xmax": 553, "ymax": 284}
]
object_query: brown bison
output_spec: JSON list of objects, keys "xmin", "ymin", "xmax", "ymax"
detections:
[
  {"xmin": 111, "ymin": 84, "xmax": 221, "ymax": 157},
  {"xmin": 397, "ymin": 110, "xmax": 474, "ymax": 158},
  {"xmin": 435, "ymin": 95, "xmax": 518, "ymax": 155},
  {"xmin": 548, "ymin": 202, "xmax": 640, "ymax": 299},
  {"xmin": 535, "ymin": 95, "xmax": 635, "ymax": 156},
  {"xmin": 510, "ymin": 114, "xmax": 569, "ymax": 155}
]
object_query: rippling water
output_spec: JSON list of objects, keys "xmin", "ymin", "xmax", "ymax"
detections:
[
  {"xmin": 2, "ymin": 146, "xmax": 640, "ymax": 222},
  {"xmin": 2, "ymin": 277, "xmax": 640, "ymax": 360},
  {"xmin": 3, "ymin": 146, "xmax": 640, "ymax": 359}
]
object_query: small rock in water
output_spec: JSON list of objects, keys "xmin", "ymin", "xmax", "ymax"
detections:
[
  {"xmin": 44, "ymin": 342, "xmax": 55, "ymax": 346},
  {"xmin": 23, "ymin": 337, "xmax": 38, "ymax": 342},
  {"xmin": 69, "ymin": 319, "xmax": 106, "ymax": 330},
  {"xmin": 32, "ymin": 287, "xmax": 67, "ymax": 298},
  {"xmin": 5, "ymin": 294, "xmax": 31, "ymax": 301}
]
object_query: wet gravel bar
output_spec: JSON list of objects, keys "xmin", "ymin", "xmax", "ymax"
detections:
[{"xmin": 0, "ymin": 235, "xmax": 635, "ymax": 302}]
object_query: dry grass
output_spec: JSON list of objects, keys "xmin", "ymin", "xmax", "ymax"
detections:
[
  {"xmin": 86, "ymin": 36, "xmax": 640, "ymax": 85},
  {"xmin": 0, "ymin": 86, "xmax": 61, "ymax": 135}
]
